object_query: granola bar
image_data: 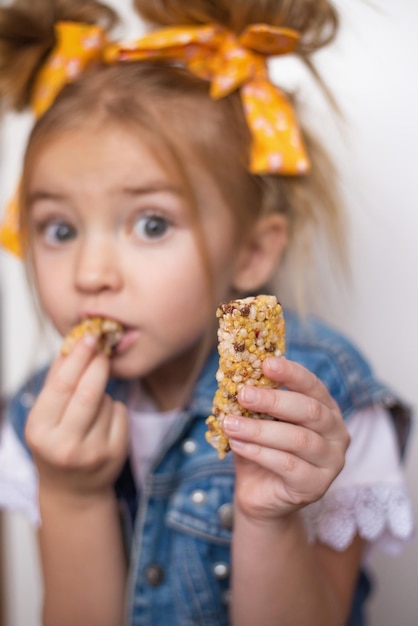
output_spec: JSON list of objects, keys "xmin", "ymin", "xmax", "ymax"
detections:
[
  {"xmin": 61, "ymin": 317, "xmax": 123, "ymax": 356},
  {"xmin": 205, "ymin": 295, "xmax": 286, "ymax": 459}
]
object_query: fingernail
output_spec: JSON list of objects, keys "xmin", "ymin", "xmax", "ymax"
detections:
[
  {"xmin": 265, "ymin": 357, "xmax": 282, "ymax": 372},
  {"xmin": 83, "ymin": 333, "xmax": 97, "ymax": 347},
  {"xmin": 223, "ymin": 416, "xmax": 241, "ymax": 432},
  {"xmin": 241, "ymin": 387, "xmax": 259, "ymax": 403}
]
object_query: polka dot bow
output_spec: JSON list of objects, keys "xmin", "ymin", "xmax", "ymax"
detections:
[
  {"xmin": 105, "ymin": 23, "xmax": 310, "ymax": 176},
  {"xmin": 0, "ymin": 21, "xmax": 310, "ymax": 257}
]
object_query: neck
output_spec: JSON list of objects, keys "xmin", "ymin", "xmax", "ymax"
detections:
[{"xmin": 143, "ymin": 336, "xmax": 216, "ymax": 412}]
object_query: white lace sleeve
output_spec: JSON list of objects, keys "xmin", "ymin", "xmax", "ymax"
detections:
[
  {"xmin": 301, "ymin": 405, "xmax": 414, "ymax": 554},
  {"xmin": 0, "ymin": 418, "xmax": 40, "ymax": 525}
]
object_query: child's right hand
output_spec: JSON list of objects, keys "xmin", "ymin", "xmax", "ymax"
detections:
[{"xmin": 25, "ymin": 335, "xmax": 129, "ymax": 501}]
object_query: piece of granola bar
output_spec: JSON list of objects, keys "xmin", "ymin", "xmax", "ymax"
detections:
[{"xmin": 61, "ymin": 317, "xmax": 123, "ymax": 357}]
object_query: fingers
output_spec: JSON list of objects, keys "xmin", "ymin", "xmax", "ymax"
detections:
[
  {"xmin": 222, "ymin": 357, "xmax": 350, "ymax": 483},
  {"xmin": 222, "ymin": 358, "xmax": 351, "ymax": 516},
  {"xmin": 63, "ymin": 352, "xmax": 110, "ymax": 436},
  {"xmin": 238, "ymin": 386, "xmax": 337, "ymax": 437},
  {"xmin": 236, "ymin": 357, "xmax": 345, "ymax": 440},
  {"xmin": 81, "ymin": 398, "xmax": 129, "ymax": 471},
  {"xmin": 108, "ymin": 401, "xmax": 129, "ymax": 459},
  {"xmin": 26, "ymin": 335, "xmax": 112, "ymax": 458},
  {"xmin": 224, "ymin": 414, "xmax": 347, "ymax": 504},
  {"xmin": 84, "ymin": 397, "xmax": 128, "ymax": 450},
  {"xmin": 25, "ymin": 336, "xmax": 129, "ymax": 497},
  {"xmin": 36, "ymin": 335, "xmax": 103, "ymax": 428},
  {"xmin": 263, "ymin": 357, "xmax": 338, "ymax": 412},
  {"xmin": 223, "ymin": 415, "xmax": 346, "ymax": 470},
  {"xmin": 231, "ymin": 440, "xmax": 338, "ymax": 504}
]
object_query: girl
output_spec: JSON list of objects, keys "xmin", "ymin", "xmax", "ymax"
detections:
[{"xmin": 0, "ymin": 1, "xmax": 413, "ymax": 625}]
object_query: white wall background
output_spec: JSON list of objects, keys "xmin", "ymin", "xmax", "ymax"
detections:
[{"xmin": 1, "ymin": 1, "xmax": 417, "ymax": 624}]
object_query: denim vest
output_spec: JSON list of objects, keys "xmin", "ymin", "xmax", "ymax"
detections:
[{"xmin": 6, "ymin": 310, "xmax": 411, "ymax": 626}]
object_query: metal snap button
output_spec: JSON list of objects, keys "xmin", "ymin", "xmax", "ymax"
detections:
[
  {"xmin": 145, "ymin": 564, "xmax": 165, "ymax": 587},
  {"xmin": 213, "ymin": 561, "xmax": 230, "ymax": 579},
  {"xmin": 21, "ymin": 392, "xmax": 35, "ymax": 408},
  {"xmin": 191, "ymin": 490, "xmax": 207, "ymax": 505},
  {"xmin": 181, "ymin": 439, "xmax": 198, "ymax": 455},
  {"xmin": 217, "ymin": 503, "xmax": 234, "ymax": 529},
  {"xmin": 222, "ymin": 589, "xmax": 232, "ymax": 605}
]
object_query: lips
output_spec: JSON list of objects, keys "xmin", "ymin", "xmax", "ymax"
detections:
[
  {"xmin": 114, "ymin": 327, "xmax": 140, "ymax": 354},
  {"xmin": 76, "ymin": 312, "xmax": 139, "ymax": 355}
]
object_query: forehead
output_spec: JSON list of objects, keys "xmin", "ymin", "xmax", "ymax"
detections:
[
  {"xmin": 23, "ymin": 97, "xmax": 247, "ymax": 236},
  {"xmin": 25, "ymin": 118, "xmax": 237, "ymax": 229},
  {"xmin": 26, "ymin": 119, "xmax": 185, "ymax": 189}
]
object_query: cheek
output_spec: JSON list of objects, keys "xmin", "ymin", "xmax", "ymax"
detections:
[
  {"xmin": 151, "ymin": 264, "xmax": 211, "ymax": 322},
  {"xmin": 200, "ymin": 214, "xmax": 242, "ymax": 288},
  {"xmin": 207, "ymin": 243, "xmax": 241, "ymax": 300},
  {"xmin": 32, "ymin": 255, "xmax": 67, "ymax": 319},
  {"xmin": 134, "ymin": 249, "xmax": 212, "ymax": 332}
]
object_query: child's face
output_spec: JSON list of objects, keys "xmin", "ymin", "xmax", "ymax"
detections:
[{"xmin": 26, "ymin": 122, "xmax": 247, "ymax": 397}]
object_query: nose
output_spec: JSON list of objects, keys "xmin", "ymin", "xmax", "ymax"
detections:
[{"xmin": 74, "ymin": 235, "xmax": 122, "ymax": 293}]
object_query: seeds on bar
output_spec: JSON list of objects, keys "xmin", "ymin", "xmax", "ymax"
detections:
[
  {"xmin": 205, "ymin": 295, "xmax": 286, "ymax": 459},
  {"xmin": 61, "ymin": 317, "xmax": 123, "ymax": 356}
]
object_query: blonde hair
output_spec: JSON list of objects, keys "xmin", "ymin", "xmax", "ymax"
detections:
[{"xmin": 1, "ymin": 0, "xmax": 346, "ymax": 307}]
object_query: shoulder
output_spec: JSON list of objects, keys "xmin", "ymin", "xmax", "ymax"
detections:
[
  {"xmin": 284, "ymin": 308, "xmax": 371, "ymax": 370},
  {"xmin": 283, "ymin": 309, "xmax": 406, "ymax": 422}
]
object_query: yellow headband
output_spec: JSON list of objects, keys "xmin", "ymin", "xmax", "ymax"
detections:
[{"xmin": 0, "ymin": 21, "xmax": 310, "ymax": 257}]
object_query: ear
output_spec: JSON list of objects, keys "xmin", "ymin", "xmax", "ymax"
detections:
[{"xmin": 232, "ymin": 213, "xmax": 288, "ymax": 293}]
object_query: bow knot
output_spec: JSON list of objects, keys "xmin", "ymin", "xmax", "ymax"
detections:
[{"xmin": 105, "ymin": 23, "xmax": 310, "ymax": 176}]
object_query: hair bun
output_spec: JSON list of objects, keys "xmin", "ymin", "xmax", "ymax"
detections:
[
  {"xmin": 0, "ymin": 2, "xmax": 55, "ymax": 111},
  {"xmin": 0, "ymin": 0, "xmax": 117, "ymax": 112},
  {"xmin": 134, "ymin": 0, "xmax": 339, "ymax": 52}
]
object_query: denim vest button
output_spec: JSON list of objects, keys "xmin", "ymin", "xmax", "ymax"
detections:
[
  {"xmin": 213, "ymin": 562, "xmax": 230, "ymax": 579},
  {"xmin": 191, "ymin": 490, "xmax": 207, "ymax": 504},
  {"xmin": 218, "ymin": 503, "xmax": 234, "ymax": 529},
  {"xmin": 222, "ymin": 590, "xmax": 232, "ymax": 605},
  {"xmin": 21, "ymin": 392, "xmax": 35, "ymax": 408},
  {"xmin": 145, "ymin": 564, "xmax": 165, "ymax": 587},
  {"xmin": 181, "ymin": 439, "xmax": 198, "ymax": 455}
]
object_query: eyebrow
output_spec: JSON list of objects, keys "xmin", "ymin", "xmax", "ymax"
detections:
[
  {"xmin": 28, "ymin": 182, "xmax": 184, "ymax": 205},
  {"xmin": 120, "ymin": 183, "xmax": 185, "ymax": 197},
  {"xmin": 27, "ymin": 191, "xmax": 66, "ymax": 206}
]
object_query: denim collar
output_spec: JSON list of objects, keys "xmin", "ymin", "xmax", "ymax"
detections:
[{"xmin": 186, "ymin": 347, "xmax": 219, "ymax": 417}]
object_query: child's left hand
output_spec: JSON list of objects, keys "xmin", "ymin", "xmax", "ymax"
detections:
[{"xmin": 222, "ymin": 356, "xmax": 350, "ymax": 521}]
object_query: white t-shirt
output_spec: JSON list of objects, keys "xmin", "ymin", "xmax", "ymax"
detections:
[{"xmin": 0, "ymin": 388, "xmax": 414, "ymax": 554}]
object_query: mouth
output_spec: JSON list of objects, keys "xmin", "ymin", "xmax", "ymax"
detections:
[
  {"xmin": 101, "ymin": 319, "xmax": 124, "ymax": 355},
  {"xmin": 113, "ymin": 327, "xmax": 140, "ymax": 354},
  {"xmin": 73, "ymin": 314, "xmax": 139, "ymax": 356},
  {"xmin": 61, "ymin": 316, "xmax": 123, "ymax": 357}
]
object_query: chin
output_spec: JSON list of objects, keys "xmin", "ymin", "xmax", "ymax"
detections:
[
  {"xmin": 110, "ymin": 361, "xmax": 139, "ymax": 380},
  {"xmin": 109, "ymin": 353, "xmax": 153, "ymax": 380}
]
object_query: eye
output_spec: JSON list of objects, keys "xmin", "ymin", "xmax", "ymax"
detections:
[
  {"xmin": 40, "ymin": 220, "xmax": 77, "ymax": 245},
  {"xmin": 132, "ymin": 214, "xmax": 170, "ymax": 240}
]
